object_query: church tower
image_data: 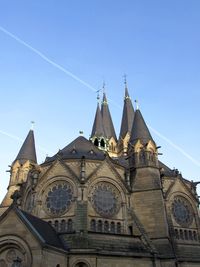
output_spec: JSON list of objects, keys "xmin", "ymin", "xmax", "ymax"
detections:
[
  {"xmin": 90, "ymin": 90, "xmax": 118, "ymax": 157},
  {"xmin": 101, "ymin": 92, "xmax": 117, "ymax": 157},
  {"xmin": 118, "ymin": 82, "xmax": 134, "ymax": 156},
  {"xmin": 128, "ymin": 108, "xmax": 174, "ymax": 257},
  {"xmin": 90, "ymin": 102, "xmax": 107, "ymax": 150},
  {"xmin": 0, "ymin": 85, "xmax": 200, "ymax": 267},
  {"xmin": 1, "ymin": 129, "xmax": 37, "ymax": 208}
]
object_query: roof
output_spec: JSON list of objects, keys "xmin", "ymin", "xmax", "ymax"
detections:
[
  {"xmin": 0, "ymin": 206, "xmax": 65, "ymax": 250},
  {"xmin": 18, "ymin": 209, "xmax": 65, "ymax": 250},
  {"xmin": 130, "ymin": 109, "xmax": 154, "ymax": 145},
  {"xmin": 101, "ymin": 93, "xmax": 117, "ymax": 140},
  {"xmin": 119, "ymin": 88, "xmax": 134, "ymax": 139},
  {"xmin": 91, "ymin": 103, "xmax": 105, "ymax": 137},
  {"xmin": 14, "ymin": 130, "xmax": 37, "ymax": 164},
  {"xmin": 159, "ymin": 161, "xmax": 177, "ymax": 177},
  {"xmin": 45, "ymin": 136, "xmax": 106, "ymax": 163}
]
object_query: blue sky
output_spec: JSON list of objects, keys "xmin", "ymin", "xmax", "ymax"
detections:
[{"xmin": 0, "ymin": 0, "xmax": 200, "ymax": 201}]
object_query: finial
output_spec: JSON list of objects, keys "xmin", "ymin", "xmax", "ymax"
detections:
[
  {"xmin": 135, "ymin": 100, "xmax": 139, "ymax": 110},
  {"xmin": 31, "ymin": 121, "xmax": 35, "ymax": 130},
  {"xmin": 123, "ymin": 74, "xmax": 127, "ymax": 88},
  {"xmin": 102, "ymin": 81, "xmax": 106, "ymax": 94},
  {"xmin": 123, "ymin": 74, "xmax": 131, "ymax": 100},
  {"xmin": 79, "ymin": 131, "xmax": 84, "ymax": 136},
  {"xmin": 102, "ymin": 82, "xmax": 108, "ymax": 104},
  {"xmin": 96, "ymin": 89, "xmax": 101, "ymax": 104}
]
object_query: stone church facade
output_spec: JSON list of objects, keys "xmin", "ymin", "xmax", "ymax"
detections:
[{"xmin": 0, "ymin": 87, "xmax": 200, "ymax": 267}]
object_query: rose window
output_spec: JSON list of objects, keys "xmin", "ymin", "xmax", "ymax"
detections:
[
  {"xmin": 171, "ymin": 196, "xmax": 193, "ymax": 227},
  {"xmin": 91, "ymin": 182, "xmax": 120, "ymax": 217},
  {"xmin": 45, "ymin": 181, "xmax": 73, "ymax": 216}
]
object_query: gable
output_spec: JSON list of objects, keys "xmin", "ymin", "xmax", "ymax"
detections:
[{"xmin": 0, "ymin": 208, "xmax": 39, "ymax": 266}]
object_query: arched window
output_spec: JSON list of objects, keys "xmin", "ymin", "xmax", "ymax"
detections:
[
  {"xmin": 60, "ymin": 220, "xmax": 66, "ymax": 232},
  {"xmin": 117, "ymin": 222, "xmax": 121, "ymax": 234},
  {"xmin": 128, "ymin": 225, "xmax": 133, "ymax": 235},
  {"xmin": 174, "ymin": 229, "xmax": 179, "ymax": 239},
  {"xmin": 48, "ymin": 220, "xmax": 52, "ymax": 226},
  {"xmin": 193, "ymin": 231, "xmax": 198, "ymax": 241},
  {"xmin": 104, "ymin": 221, "xmax": 109, "ymax": 233},
  {"xmin": 184, "ymin": 230, "xmax": 188, "ymax": 240},
  {"xmin": 54, "ymin": 220, "xmax": 59, "ymax": 231},
  {"xmin": 94, "ymin": 138, "xmax": 98, "ymax": 147},
  {"xmin": 189, "ymin": 230, "xmax": 193, "ymax": 240},
  {"xmin": 97, "ymin": 220, "xmax": 103, "ymax": 232},
  {"xmin": 90, "ymin": 219, "xmax": 96, "ymax": 232},
  {"xmin": 179, "ymin": 229, "xmax": 184, "ymax": 240},
  {"xmin": 110, "ymin": 222, "xmax": 115, "ymax": 233},
  {"xmin": 100, "ymin": 139, "xmax": 105, "ymax": 148},
  {"xmin": 67, "ymin": 219, "xmax": 73, "ymax": 232}
]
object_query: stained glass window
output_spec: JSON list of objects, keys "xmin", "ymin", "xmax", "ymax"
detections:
[
  {"xmin": 45, "ymin": 182, "xmax": 73, "ymax": 216},
  {"xmin": 91, "ymin": 182, "xmax": 120, "ymax": 217},
  {"xmin": 172, "ymin": 196, "xmax": 193, "ymax": 227}
]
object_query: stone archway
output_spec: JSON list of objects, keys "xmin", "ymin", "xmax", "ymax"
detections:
[{"xmin": 0, "ymin": 236, "xmax": 32, "ymax": 267}]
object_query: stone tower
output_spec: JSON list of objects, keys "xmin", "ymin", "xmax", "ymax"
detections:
[{"xmin": 1, "ymin": 130, "xmax": 37, "ymax": 209}]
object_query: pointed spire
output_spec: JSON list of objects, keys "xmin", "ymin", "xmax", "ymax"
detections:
[
  {"xmin": 130, "ymin": 109, "xmax": 154, "ymax": 145},
  {"xmin": 91, "ymin": 103, "xmax": 105, "ymax": 137},
  {"xmin": 14, "ymin": 130, "xmax": 37, "ymax": 164},
  {"xmin": 125, "ymin": 87, "xmax": 130, "ymax": 99},
  {"xmin": 124, "ymin": 74, "xmax": 130, "ymax": 100},
  {"xmin": 101, "ymin": 92, "xmax": 117, "ymax": 141},
  {"xmin": 119, "ymin": 86, "xmax": 134, "ymax": 139},
  {"xmin": 102, "ymin": 91, "xmax": 108, "ymax": 105}
]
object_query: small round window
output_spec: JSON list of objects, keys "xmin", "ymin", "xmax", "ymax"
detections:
[{"xmin": 45, "ymin": 181, "xmax": 73, "ymax": 216}]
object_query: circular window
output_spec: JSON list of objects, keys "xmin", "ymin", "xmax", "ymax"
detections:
[
  {"xmin": 45, "ymin": 181, "xmax": 73, "ymax": 216},
  {"xmin": 171, "ymin": 196, "xmax": 193, "ymax": 227},
  {"xmin": 91, "ymin": 182, "xmax": 120, "ymax": 217}
]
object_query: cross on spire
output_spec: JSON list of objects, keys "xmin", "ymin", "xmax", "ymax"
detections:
[
  {"xmin": 102, "ymin": 81, "xmax": 106, "ymax": 94},
  {"xmin": 96, "ymin": 89, "xmax": 101, "ymax": 103},
  {"xmin": 123, "ymin": 74, "xmax": 128, "ymax": 89},
  {"xmin": 31, "ymin": 121, "xmax": 35, "ymax": 130}
]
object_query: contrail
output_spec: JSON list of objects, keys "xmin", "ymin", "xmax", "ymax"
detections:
[
  {"xmin": 0, "ymin": 26, "xmax": 199, "ymax": 167},
  {"xmin": 149, "ymin": 126, "xmax": 200, "ymax": 167},
  {"xmin": 0, "ymin": 26, "xmax": 96, "ymax": 93},
  {"xmin": 0, "ymin": 25, "xmax": 122, "ymax": 110},
  {"xmin": 0, "ymin": 130, "xmax": 53, "ymax": 154}
]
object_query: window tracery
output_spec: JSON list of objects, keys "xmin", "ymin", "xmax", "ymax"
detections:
[
  {"xmin": 44, "ymin": 181, "xmax": 73, "ymax": 216},
  {"xmin": 171, "ymin": 196, "xmax": 193, "ymax": 227},
  {"xmin": 90, "ymin": 182, "xmax": 120, "ymax": 217}
]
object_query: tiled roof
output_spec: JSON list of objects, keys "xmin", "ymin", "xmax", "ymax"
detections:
[
  {"xmin": 45, "ymin": 136, "xmax": 106, "ymax": 163},
  {"xmin": 18, "ymin": 209, "xmax": 65, "ymax": 250},
  {"xmin": 14, "ymin": 130, "xmax": 37, "ymax": 164},
  {"xmin": 119, "ymin": 88, "xmax": 134, "ymax": 139},
  {"xmin": 91, "ymin": 103, "xmax": 105, "ymax": 137},
  {"xmin": 101, "ymin": 93, "xmax": 117, "ymax": 140},
  {"xmin": 130, "ymin": 109, "xmax": 154, "ymax": 145}
]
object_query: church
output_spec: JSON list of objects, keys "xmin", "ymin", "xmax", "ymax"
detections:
[{"xmin": 0, "ymin": 85, "xmax": 199, "ymax": 267}]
